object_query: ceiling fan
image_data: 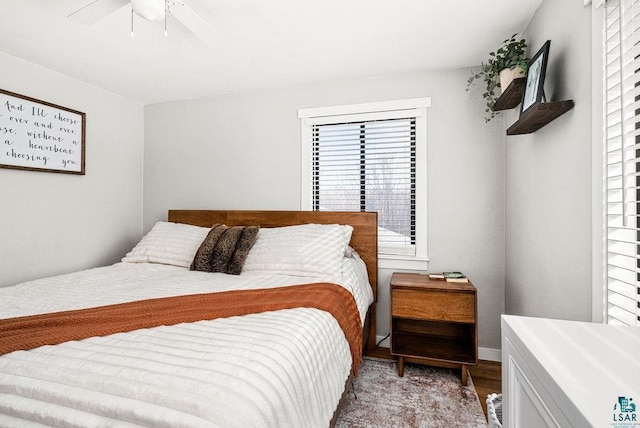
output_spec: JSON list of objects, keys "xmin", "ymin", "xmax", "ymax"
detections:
[{"xmin": 67, "ymin": 0, "xmax": 226, "ymax": 42}]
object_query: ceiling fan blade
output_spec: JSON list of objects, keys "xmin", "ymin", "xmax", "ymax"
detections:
[
  {"xmin": 67, "ymin": 0, "xmax": 130, "ymax": 25},
  {"xmin": 170, "ymin": 2, "xmax": 228, "ymax": 45}
]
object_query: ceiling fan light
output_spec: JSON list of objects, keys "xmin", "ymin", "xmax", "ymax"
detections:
[{"xmin": 131, "ymin": 0, "xmax": 165, "ymax": 21}]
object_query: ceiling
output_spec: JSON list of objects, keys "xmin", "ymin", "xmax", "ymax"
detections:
[{"xmin": 0, "ymin": 0, "xmax": 542, "ymax": 105}]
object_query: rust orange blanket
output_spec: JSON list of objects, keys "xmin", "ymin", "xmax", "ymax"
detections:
[{"xmin": 0, "ymin": 282, "xmax": 363, "ymax": 374}]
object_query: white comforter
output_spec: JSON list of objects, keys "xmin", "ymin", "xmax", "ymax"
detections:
[{"xmin": 0, "ymin": 260, "xmax": 373, "ymax": 427}]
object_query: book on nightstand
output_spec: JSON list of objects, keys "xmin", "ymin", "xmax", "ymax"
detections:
[
  {"xmin": 428, "ymin": 273, "xmax": 445, "ymax": 280},
  {"xmin": 443, "ymin": 271, "xmax": 469, "ymax": 283}
]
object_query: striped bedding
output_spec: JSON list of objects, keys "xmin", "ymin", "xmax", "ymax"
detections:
[{"xmin": 0, "ymin": 259, "xmax": 373, "ymax": 427}]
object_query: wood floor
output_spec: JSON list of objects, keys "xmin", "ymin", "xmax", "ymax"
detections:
[{"xmin": 364, "ymin": 347, "xmax": 501, "ymax": 420}]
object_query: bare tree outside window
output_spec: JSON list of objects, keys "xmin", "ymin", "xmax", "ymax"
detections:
[{"xmin": 313, "ymin": 118, "xmax": 416, "ymax": 255}]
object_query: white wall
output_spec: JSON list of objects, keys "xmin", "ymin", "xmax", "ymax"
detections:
[
  {"xmin": 504, "ymin": 0, "xmax": 592, "ymax": 320},
  {"xmin": 144, "ymin": 70, "xmax": 506, "ymax": 350},
  {"xmin": 0, "ymin": 52, "xmax": 144, "ymax": 287}
]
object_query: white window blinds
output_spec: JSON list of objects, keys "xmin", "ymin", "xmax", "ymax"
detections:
[
  {"xmin": 312, "ymin": 118, "xmax": 416, "ymax": 255},
  {"xmin": 604, "ymin": 0, "xmax": 640, "ymax": 326}
]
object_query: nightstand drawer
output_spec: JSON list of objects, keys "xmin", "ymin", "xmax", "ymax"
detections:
[{"xmin": 392, "ymin": 289, "xmax": 475, "ymax": 323}]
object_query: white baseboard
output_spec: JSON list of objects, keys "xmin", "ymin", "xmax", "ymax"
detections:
[
  {"xmin": 478, "ymin": 347, "xmax": 501, "ymax": 362},
  {"xmin": 375, "ymin": 335, "xmax": 502, "ymax": 362},
  {"xmin": 375, "ymin": 335, "xmax": 391, "ymax": 348}
]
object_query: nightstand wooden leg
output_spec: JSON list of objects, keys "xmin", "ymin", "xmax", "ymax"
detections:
[
  {"xmin": 398, "ymin": 357, "xmax": 404, "ymax": 377},
  {"xmin": 461, "ymin": 365, "xmax": 468, "ymax": 386}
]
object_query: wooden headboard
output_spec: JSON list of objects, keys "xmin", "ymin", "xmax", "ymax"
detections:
[
  {"xmin": 168, "ymin": 209, "xmax": 378, "ymax": 350},
  {"xmin": 168, "ymin": 210, "xmax": 378, "ymax": 301}
]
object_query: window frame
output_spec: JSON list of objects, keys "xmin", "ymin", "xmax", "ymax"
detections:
[
  {"xmin": 590, "ymin": 0, "xmax": 606, "ymax": 324},
  {"xmin": 298, "ymin": 98, "xmax": 431, "ymax": 263}
]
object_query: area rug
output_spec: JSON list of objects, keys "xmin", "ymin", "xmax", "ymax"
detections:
[{"xmin": 335, "ymin": 357, "xmax": 487, "ymax": 428}]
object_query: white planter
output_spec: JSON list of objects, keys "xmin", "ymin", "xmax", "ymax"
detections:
[{"xmin": 499, "ymin": 66, "xmax": 526, "ymax": 94}]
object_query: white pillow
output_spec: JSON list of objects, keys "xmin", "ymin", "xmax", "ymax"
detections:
[
  {"xmin": 242, "ymin": 223, "xmax": 353, "ymax": 279},
  {"xmin": 122, "ymin": 221, "xmax": 209, "ymax": 268}
]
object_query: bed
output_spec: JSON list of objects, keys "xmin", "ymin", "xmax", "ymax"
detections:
[{"xmin": 0, "ymin": 210, "xmax": 378, "ymax": 427}]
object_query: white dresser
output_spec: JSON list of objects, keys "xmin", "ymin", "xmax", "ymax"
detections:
[{"xmin": 501, "ymin": 315, "xmax": 640, "ymax": 428}]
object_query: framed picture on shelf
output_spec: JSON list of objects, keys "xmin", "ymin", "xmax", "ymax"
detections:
[{"xmin": 520, "ymin": 40, "xmax": 551, "ymax": 115}]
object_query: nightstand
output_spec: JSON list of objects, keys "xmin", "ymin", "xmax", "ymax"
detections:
[{"xmin": 390, "ymin": 272, "xmax": 478, "ymax": 385}]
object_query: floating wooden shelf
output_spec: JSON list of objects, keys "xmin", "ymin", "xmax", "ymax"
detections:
[
  {"xmin": 493, "ymin": 77, "xmax": 525, "ymax": 111},
  {"xmin": 506, "ymin": 100, "xmax": 574, "ymax": 135}
]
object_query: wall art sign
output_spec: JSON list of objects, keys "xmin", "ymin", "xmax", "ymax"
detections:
[{"xmin": 0, "ymin": 89, "xmax": 85, "ymax": 174}]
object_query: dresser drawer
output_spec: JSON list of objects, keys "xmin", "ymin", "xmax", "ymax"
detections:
[{"xmin": 392, "ymin": 289, "xmax": 475, "ymax": 323}]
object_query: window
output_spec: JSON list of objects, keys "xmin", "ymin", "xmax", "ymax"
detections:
[
  {"xmin": 312, "ymin": 118, "xmax": 416, "ymax": 254},
  {"xmin": 604, "ymin": 0, "xmax": 640, "ymax": 326},
  {"xmin": 299, "ymin": 98, "xmax": 430, "ymax": 259}
]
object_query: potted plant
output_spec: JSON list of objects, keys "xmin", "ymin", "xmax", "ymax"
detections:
[{"xmin": 466, "ymin": 34, "xmax": 528, "ymax": 122}]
